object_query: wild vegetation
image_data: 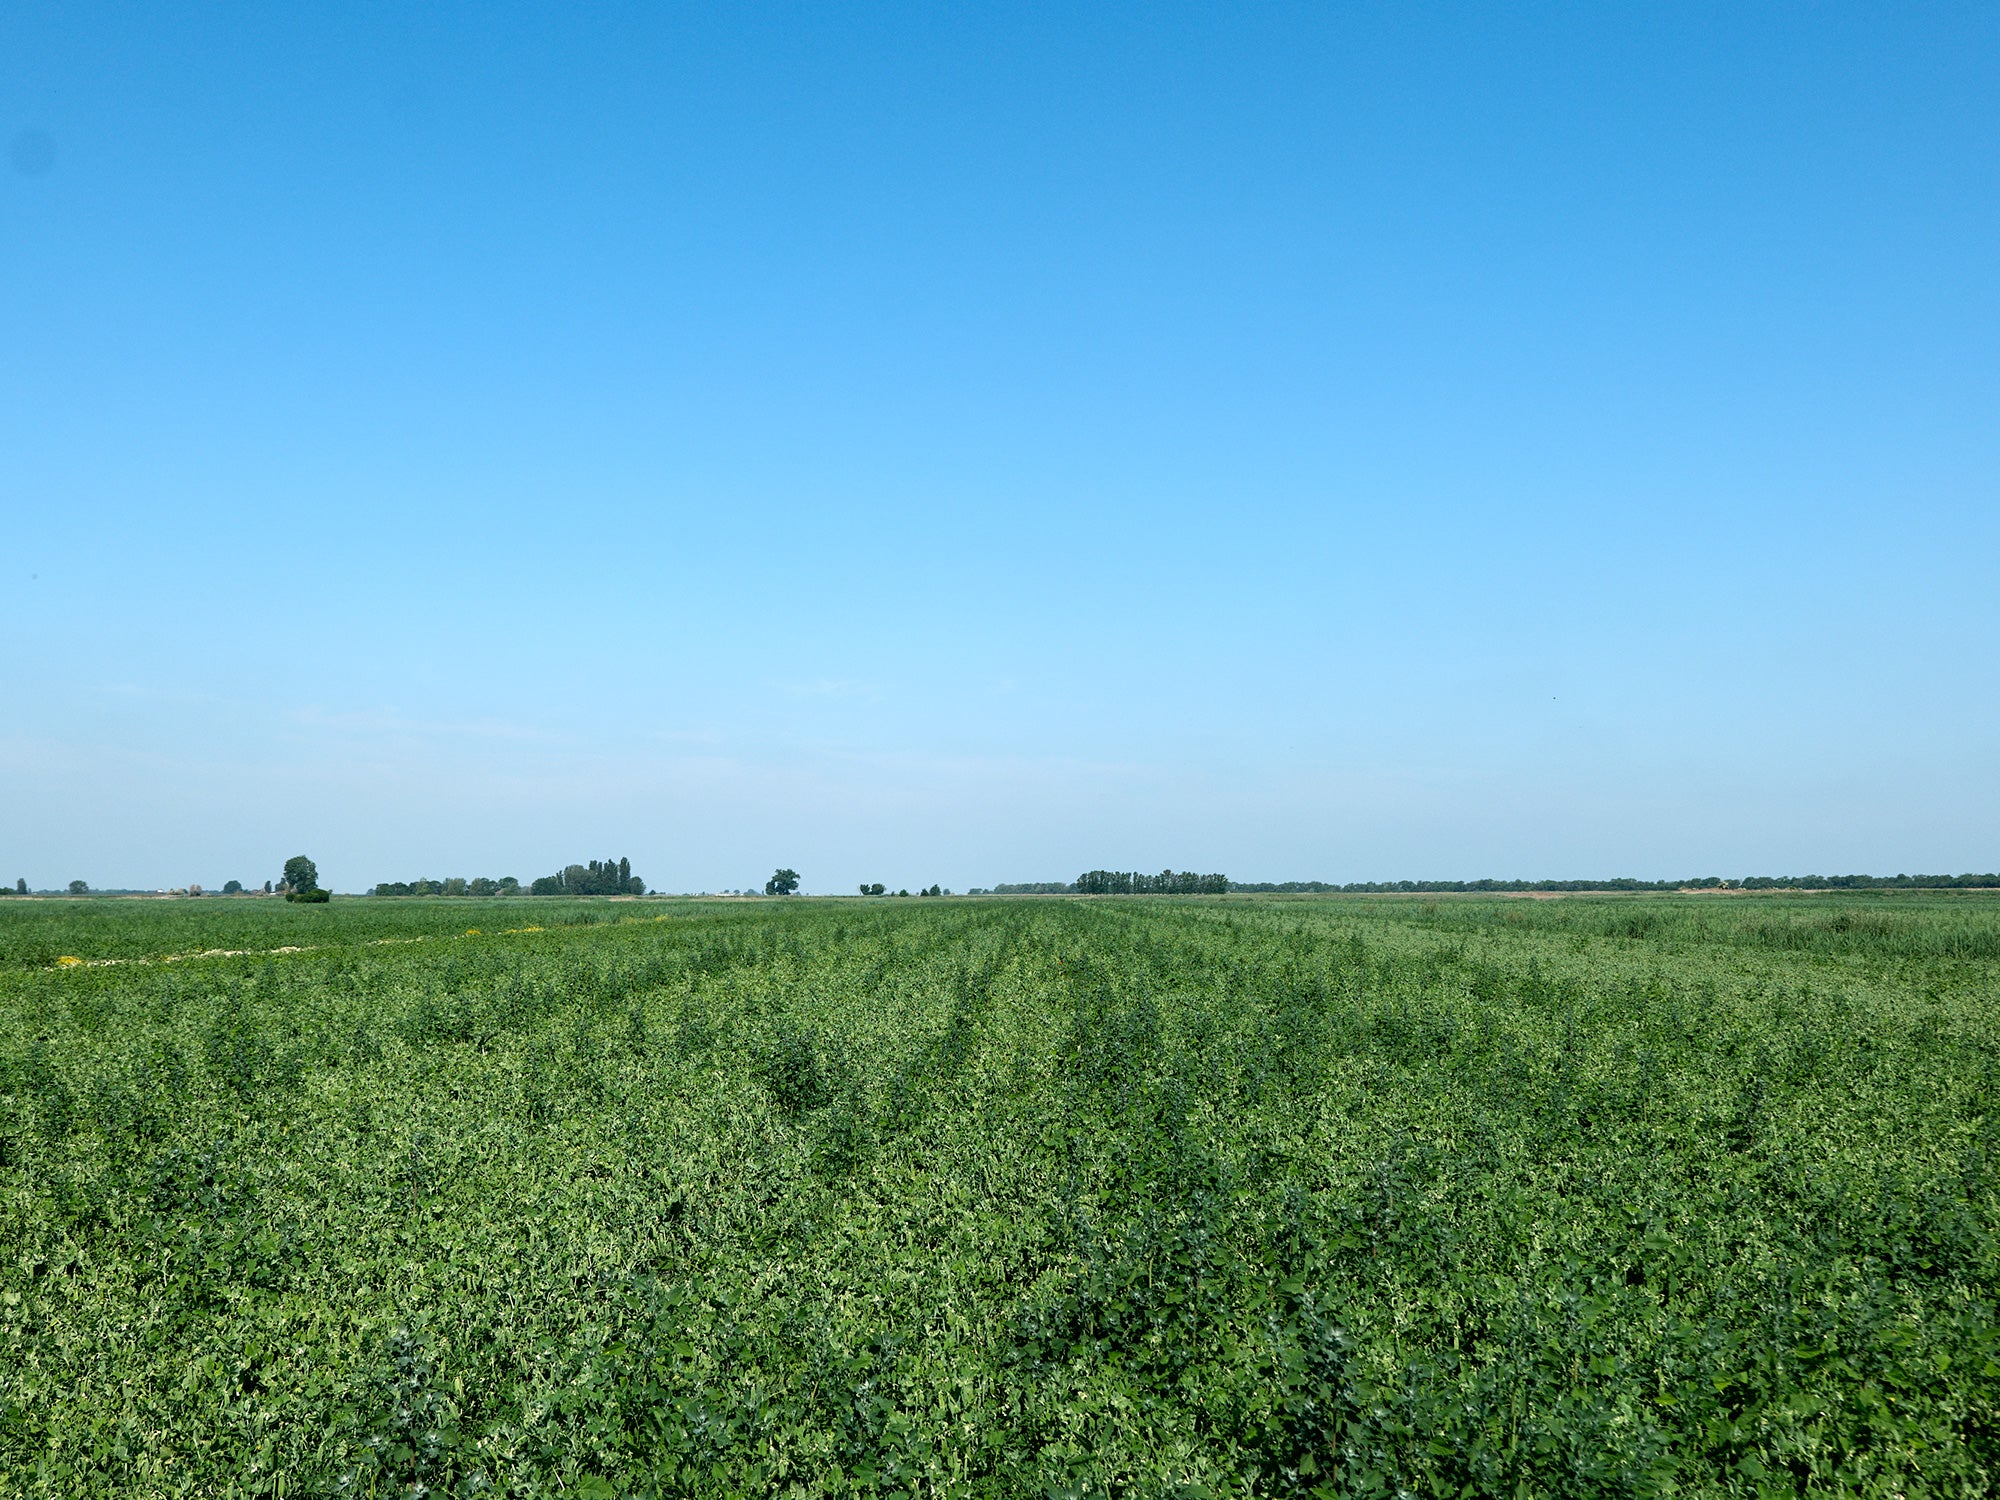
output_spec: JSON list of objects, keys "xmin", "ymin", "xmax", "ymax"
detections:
[{"xmin": 1, "ymin": 891, "xmax": 1995, "ymax": 1495}]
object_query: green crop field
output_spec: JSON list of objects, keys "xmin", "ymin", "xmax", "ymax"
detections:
[{"xmin": 1, "ymin": 893, "xmax": 1996, "ymax": 1497}]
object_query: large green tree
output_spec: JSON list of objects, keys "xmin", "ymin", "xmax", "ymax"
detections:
[
  {"xmin": 765, "ymin": 868, "xmax": 800, "ymax": 896},
  {"xmin": 282, "ymin": 855, "xmax": 319, "ymax": 893}
]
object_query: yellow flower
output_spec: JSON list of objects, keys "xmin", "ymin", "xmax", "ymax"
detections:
[
  {"xmin": 56, "ymin": 955, "xmax": 82, "ymax": 966},
  {"xmin": 464, "ymin": 928, "xmax": 482, "ymax": 937}
]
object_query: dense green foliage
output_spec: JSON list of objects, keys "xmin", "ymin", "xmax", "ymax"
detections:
[
  {"xmin": 372, "ymin": 877, "xmax": 524, "ymax": 898},
  {"xmin": 532, "ymin": 858, "xmax": 645, "ymax": 897},
  {"xmin": 1, "ymin": 892, "xmax": 1995, "ymax": 1495},
  {"xmin": 1077, "ymin": 871, "xmax": 1231, "ymax": 896}
]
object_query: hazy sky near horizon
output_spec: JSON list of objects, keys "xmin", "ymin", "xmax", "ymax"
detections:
[{"xmin": 4, "ymin": 3, "xmax": 1997, "ymax": 894}]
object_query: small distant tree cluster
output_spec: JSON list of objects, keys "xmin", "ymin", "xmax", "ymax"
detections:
[
  {"xmin": 1075, "ymin": 870, "xmax": 1229, "ymax": 895},
  {"xmin": 222, "ymin": 880, "xmax": 244, "ymax": 895},
  {"xmin": 765, "ymin": 869, "xmax": 800, "ymax": 896},
  {"xmin": 282, "ymin": 855, "xmax": 330, "ymax": 903},
  {"xmin": 1226, "ymin": 873, "xmax": 2000, "ymax": 893},
  {"xmin": 372, "ymin": 876, "xmax": 523, "ymax": 897},
  {"xmin": 68, "ymin": 879, "xmax": 89, "ymax": 895},
  {"xmin": 530, "ymin": 858, "xmax": 644, "ymax": 896},
  {"xmin": 282, "ymin": 856, "xmax": 317, "ymax": 891},
  {"xmin": 2, "ymin": 878, "xmax": 24, "ymax": 896},
  {"xmin": 858, "ymin": 883, "xmax": 886, "ymax": 896}
]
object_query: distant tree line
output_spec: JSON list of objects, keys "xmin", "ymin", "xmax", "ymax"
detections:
[
  {"xmin": 1077, "ymin": 870, "xmax": 1230, "ymax": 895},
  {"xmin": 1228, "ymin": 878, "xmax": 1682, "ymax": 893},
  {"xmin": 531, "ymin": 858, "xmax": 645, "ymax": 896},
  {"xmin": 980, "ymin": 872, "xmax": 1228, "ymax": 895},
  {"xmin": 1229, "ymin": 874, "xmax": 2000, "ymax": 893},
  {"xmin": 371, "ymin": 876, "xmax": 522, "ymax": 897},
  {"xmin": 369, "ymin": 857, "xmax": 646, "ymax": 897},
  {"xmin": 977, "ymin": 871, "xmax": 2000, "ymax": 896},
  {"xmin": 1731, "ymin": 872, "xmax": 2000, "ymax": 891}
]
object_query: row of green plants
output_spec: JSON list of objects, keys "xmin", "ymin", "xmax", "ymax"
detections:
[{"xmin": 0, "ymin": 894, "xmax": 1994, "ymax": 1494}]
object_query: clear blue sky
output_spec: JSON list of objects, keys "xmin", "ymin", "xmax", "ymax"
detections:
[{"xmin": 4, "ymin": 3, "xmax": 1996, "ymax": 894}]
